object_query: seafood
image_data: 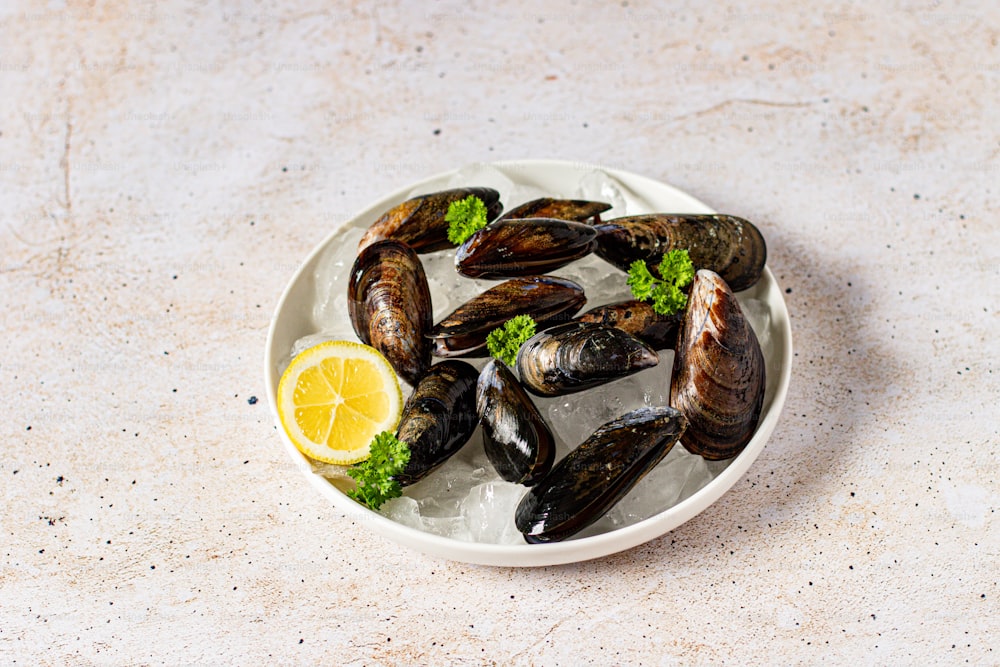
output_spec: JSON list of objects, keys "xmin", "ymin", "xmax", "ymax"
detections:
[
  {"xmin": 515, "ymin": 406, "xmax": 688, "ymax": 543},
  {"xmin": 575, "ymin": 299, "xmax": 680, "ymax": 351},
  {"xmin": 394, "ymin": 360, "xmax": 480, "ymax": 486},
  {"xmin": 516, "ymin": 321, "xmax": 658, "ymax": 397},
  {"xmin": 357, "ymin": 187, "xmax": 503, "ymax": 253},
  {"xmin": 429, "ymin": 276, "xmax": 586, "ymax": 357},
  {"xmin": 476, "ymin": 360, "xmax": 555, "ymax": 486},
  {"xmin": 455, "ymin": 218, "xmax": 597, "ymax": 279},
  {"xmin": 594, "ymin": 214, "xmax": 766, "ymax": 291},
  {"xmin": 498, "ymin": 198, "xmax": 611, "ymax": 223},
  {"xmin": 671, "ymin": 269, "xmax": 765, "ymax": 460},
  {"xmin": 347, "ymin": 240, "xmax": 432, "ymax": 386}
]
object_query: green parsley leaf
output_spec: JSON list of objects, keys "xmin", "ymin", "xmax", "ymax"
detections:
[
  {"xmin": 346, "ymin": 431, "xmax": 411, "ymax": 510},
  {"xmin": 486, "ymin": 315, "xmax": 537, "ymax": 366},
  {"xmin": 658, "ymin": 248, "xmax": 695, "ymax": 289},
  {"xmin": 445, "ymin": 195, "xmax": 489, "ymax": 245},
  {"xmin": 627, "ymin": 248, "xmax": 696, "ymax": 315}
]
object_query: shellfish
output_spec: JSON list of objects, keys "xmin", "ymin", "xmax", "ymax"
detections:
[
  {"xmin": 476, "ymin": 360, "xmax": 555, "ymax": 486},
  {"xmin": 394, "ymin": 360, "xmax": 480, "ymax": 486},
  {"xmin": 347, "ymin": 240, "xmax": 432, "ymax": 386},
  {"xmin": 575, "ymin": 299, "xmax": 680, "ymax": 351},
  {"xmin": 670, "ymin": 269, "xmax": 765, "ymax": 460},
  {"xmin": 516, "ymin": 322, "xmax": 658, "ymax": 397},
  {"xmin": 357, "ymin": 187, "xmax": 503, "ymax": 253},
  {"xmin": 455, "ymin": 218, "xmax": 597, "ymax": 279},
  {"xmin": 429, "ymin": 276, "xmax": 586, "ymax": 357},
  {"xmin": 515, "ymin": 406, "xmax": 688, "ymax": 543},
  {"xmin": 594, "ymin": 214, "xmax": 767, "ymax": 292},
  {"xmin": 498, "ymin": 198, "xmax": 611, "ymax": 223}
]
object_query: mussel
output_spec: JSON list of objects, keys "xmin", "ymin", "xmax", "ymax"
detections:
[
  {"xmin": 357, "ymin": 187, "xmax": 503, "ymax": 253},
  {"xmin": 498, "ymin": 198, "xmax": 611, "ymax": 223},
  {"xmin": 455, "ymin": 218, "xmax": 597, "ymax": 279},
  {"xmin": 516, "ymin": 321, "xmax": 658, "ymax": 397},
  {"xmin": 671, "ymin": 269, "xmax": 765, "ymax": 460},
  {"xmin": 394, "ymin": 360, "xmax": 480, "ymax": 486},
  {"xmin": 515, "ymin": 406, "xmax": 688, "ymax": 543},
  {"xmin": 476, "ymin": 360, "xmax": 555, "ymax": 486},
  {"xmin": 575, "ymin": 299, "xmax": 680, "ymax": 351},
  {"xmin": 347, "ymin": 240, "xmax": 432, "ymax": 386},
  {"xmin": 429, "ymin": 276, "xmax": 586, "ymax": 357},
  {"xmin": 594, "ymin": 214, "xmax": 767, "ymax": 292}
]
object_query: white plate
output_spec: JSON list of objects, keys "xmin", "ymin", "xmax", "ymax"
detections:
[{"xmin": 264, "ymin": 160, "xmax": 792, "ymax": 567}]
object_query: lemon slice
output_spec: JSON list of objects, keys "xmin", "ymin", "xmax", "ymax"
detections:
[{"xmin": 277, "ymin": 341, "xmax": 403, "ymax": 464}]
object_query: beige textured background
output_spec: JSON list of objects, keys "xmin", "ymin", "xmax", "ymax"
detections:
[{"xmin": 2, "ymin": 0, "xmax": 997, "ymax": 664}]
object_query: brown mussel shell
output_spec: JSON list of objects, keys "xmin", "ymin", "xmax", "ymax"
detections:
[
  {"xmin": 515, "ymin": 406, "xmax": 688, "ymax": 543},
  {"xmin": 454, "ymin": 218, "xmax": 597, "ymax": 279},
  {"xmin": 347, "ymin": 240, "xmax": 432, "ymax": 386},
  {"xmin": 498, "ymin": 198, "xmax": 611, "ymax": 223},
  {"xmin": 476, "ymin": 360, "xmax": 555, "ymax": 486},
  {"xmin": 670, "ymin": 269, "xmax": 765, "ymax": 460},
  {"xmin": 575, "ymin": 299, "xmax": 680, "ymax": 351},
  {"xmin": 516, "ymin": 321, "xmax": 659, "ymax": 397},
  {"xmin": 394, "ymin": 360, "xmax": 480, "ymax": 486},
  {"xmin": 358, "ymin": 187, "xmax": 502, "ymax": 253},
  {"xmin": 594, "ymin": 214, "xmax": 767, "ymax": 292},
  {"xmin": 429, "ymin": 276, "xmax": 586, "ymax": 357}
]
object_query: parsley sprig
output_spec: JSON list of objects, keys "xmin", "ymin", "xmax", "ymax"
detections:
[
  {"xmin": 346, "ymin": 431, "xmax": 411, "ymax": 510},
  {"xmin": 445, "ymin": 195, "xmax": 489, "ymax": 245},
  {"xmin": 486, "ymin": 315, "xmax": 537, "ymax": 366},
  {"xmin": 627, "ymin": 249, "xmax": 695, "ymax": 315}
]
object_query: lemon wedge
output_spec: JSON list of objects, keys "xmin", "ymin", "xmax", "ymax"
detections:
[{"xmin": 277, "ymin": 341, "xmax": 403, "ymax": 464}]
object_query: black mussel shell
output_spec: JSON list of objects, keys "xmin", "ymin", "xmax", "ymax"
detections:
[
  {"xmin": 516, "ymin": 322, "xmax": 658, "ymax": 397},
  {"xmin": 358, "ymin": 187, "xmax": 502, "ymax": 253},
  {"xmin": 575, "ymin": 299, "xmax": 680, "ymax": 351},
  {"xmin": 498, "ymin": 198, "xmax": 611, "ymax": 223},
  {"xmin": 347, "ymin": 240, "xmax": 432, "ymax": 386},
  {"xmin": 670, "ymin": 270, "xmax": 765, "ymax": 460},
  {"xmin": 476, "ymin": 360, "xmax": 555, "ymax": 486},
  {"xmin": 395, "ymin": 360, "xmax": 480, "ymax": 486},
  {"xmin": 515, "ymin": 406, "xmax": 688, "ymax": 543},
  {"xmin": 454, "ymin": 218, "xmax": 597, "ymax": 279},
  {"xmin": 429, "ymin": 276, "xmax": 586, "ymax": 357},
  {"xmin": 594, "ymin": 214, "xmax": 766, "ymax": 292}
]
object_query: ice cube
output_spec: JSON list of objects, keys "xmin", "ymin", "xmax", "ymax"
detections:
[
  {"xmin": 461, "ymin": 481, "xmax": 527, "ymax": 545},
  {"xmin": 380, "ymin": 496, "xmax": 424, "ymax": 531},
  {"xmin": 575, "ymin": 170, "xmax": 628, "ymax": 217},
  {"xmin": 312, "ymin": 226, "xmax": 366, "ymax": 328}
]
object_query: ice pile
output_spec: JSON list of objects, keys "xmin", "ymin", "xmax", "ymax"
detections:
[{"xmin": 293, "ymin": 164, "xmax": 773, "ymax": 544}]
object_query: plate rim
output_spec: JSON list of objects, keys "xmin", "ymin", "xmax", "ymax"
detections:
[{"xmin": 264, "ymin": 159, "xmax": 793, "ymax": 567}]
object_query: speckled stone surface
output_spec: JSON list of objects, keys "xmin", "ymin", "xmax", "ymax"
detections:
[{"xmin": 2, "ymin": 1, "xmax": 998, "ymax": 663}]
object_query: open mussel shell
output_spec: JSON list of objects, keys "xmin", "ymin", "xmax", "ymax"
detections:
[
  {"xmin": 357, "ymin": 187, "xmax": 502, "ymax": 253},
  {"xmin": 516, "ymin": 321, "xmax": 658, "ymax": 397},
  {"xmin": 394, "ymin": 360, "xmax": 480, "ymax": 486},
  {"xmin": 347, "ymin": 240, "xmax": 432, "ymax": 386},
  {"xmin": 575, "ymin": 299, "xmax": 680, "ymax": 351},
  {"xmin": 454, "ymin": 218, "xmax": 597, "ymax": 279},
  {"xmin": 515, "ymin": 406, "xmax": 688, "ymax": 543},
  {"xmin": 429, "ymin": 276, "xmax": 586, "ymax": 357},
  {"xmin": 670, "ymin": 269, "xmax": 765, "ymax": 460},
  {"xmin": 594, "ymin": 214, "xmax": 766, "ymax": 292},
  {"xmin": 476, "ymin": 360, "xmax": 555, "ymax": 486},
  {"xmin": 498, "ymin": 198, "xmax": 611, "ymax": 223}
]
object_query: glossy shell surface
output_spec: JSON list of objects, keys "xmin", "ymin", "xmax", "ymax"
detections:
[
  {"xmin": 595, "ymin": 214, "xmax": 766, "ymax": 292},
  {"xmin": 575, "ymin": 299, "xmax": 680, "ymax": 351},
  {"xmin": 516, "ymin": 321, "xmax": 658, "ymax": 397},
  {"xmin": 515, "ymin": 406, "xmax": 688, "ymax": 543},
  {"xmin": 455, "ymin": 218, "xmax": 597, "ymax": 279},
  {"xmin": 395, "ymin": 360, "xmax": 480, "ymax": 486},
  {"xmin": 497, "ymin": 197, "xmax": 611, "ymax": 222},
  {"xmin": 430, "ymin": 276, "xmax": 586, "ymax": 357},
  {"xmin": 347, "ymin": 240, "xmax": 432, "ymax": 386},
  {"xmin": 670, "ymin": 270, "xmax": 766, "ymax": 460}
]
